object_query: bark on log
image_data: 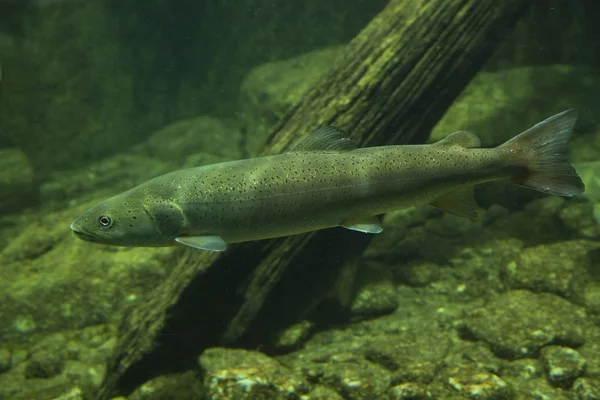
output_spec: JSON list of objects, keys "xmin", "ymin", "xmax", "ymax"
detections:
[{"xmin": 95, "ymin": 0, "xmax": 530, "ymax": 398}]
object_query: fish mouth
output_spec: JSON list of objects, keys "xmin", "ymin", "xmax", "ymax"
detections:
[
  {"xmin": 70, "ymin": 221, "xmax": 100, "ymax": 242},
  {"xmin": 72, "ymin": 229, "xmax": 100, "ymax": 242}
]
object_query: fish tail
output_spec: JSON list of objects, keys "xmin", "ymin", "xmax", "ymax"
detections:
[{"xmin": 499, "ymin": 109, "xmax": 585, "ymax": 197}]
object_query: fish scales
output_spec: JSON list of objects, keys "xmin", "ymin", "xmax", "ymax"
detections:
[
  {"xmin": 71, "ymin": 110, "xmax": 585, "ymax": 251},
  {"xmin": 147, "ymin": 146, "xmax": 499, "ymax": 243}
]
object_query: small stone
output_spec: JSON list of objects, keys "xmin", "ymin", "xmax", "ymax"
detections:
[
  {"xmin": 24, "ymin": 352, "xmax": 65, "ymax": 379},
  {"xmin": 389, "ymin": 382, "xmax": 431, "ymax": 399},
  {"xmin": 452, "ymin": 343, "xmax": 503, "ymax": 376},
  {"xmin": 127, "ymin": 371, "xmax": 202, "ymax": 400},
  {"xmin": 398, "ymin": 263, "xmax": 440, "ymax": 287},
  {"xmin": 272, "ymin": 320, "xmax": 314, "ymax": 351},
  {"xmin": 445, "ymin": 366, "xmax": 513, "ymax": 400},
  {"xmin": 540, "ymin": 346, "xmax": 586, "ymax": 389},
  {"xmin": 51, "ymin": 387, "xmax": 84, "ymax": 400},
  {"xmin": 389, "ymin": 361, "xmax": 439, "ymax": 385},
  {"xmin": 62, "ymin": 360, "xmax": 105, "ymax": 390},
  {"xmin": 305, "ymin": 385, "xmax": 345, "ymax": 400},
  {"xmin": 350, "ymin": 264, "xmax": 397, "ymax": 319},
  {"xmin": 503, "ymin": 358, "xmax": 544, "ymax": 381},
  {"xmin": 0, "ymin": 348, "xmax": 12, "ymax": 373},
  {"xmin": 573, "ymin": 377, "xmax": 600, "ymax": 400}
]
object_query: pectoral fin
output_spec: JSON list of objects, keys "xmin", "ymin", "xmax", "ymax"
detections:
[
  {"xmin": 175, "ymin": 236, "xmax": 227, "ymax": 252},
  {"xmin": 430, "ymin": 187, "xmax": 479, "ymax": 218},
  {"xmin": 341, "ymin": 215, "xmax": 383, "ymax": 234}
]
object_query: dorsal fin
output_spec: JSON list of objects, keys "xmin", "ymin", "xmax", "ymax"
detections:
[
  {"xmin": 435, "ymin": 130, "xmax": 481, "ymax": 148},
  {"xmin": 289, "ymin": 126, "xmax": 358, "ymax": 152}
]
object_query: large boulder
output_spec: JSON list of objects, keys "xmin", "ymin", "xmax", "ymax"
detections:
[
  {"xmin": 0, "ymin": 149, "xmax": 36, "ymax": 214},
  {"xmin": 429, "ymin": 65, "xmax": 600, "ymax": 148},
  {"xmin": 239, "ymin": 46, "xmax": 345, "ymax": 155}
]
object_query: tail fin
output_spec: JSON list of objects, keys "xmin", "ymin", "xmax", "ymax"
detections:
[{"xmin": 499, "ymin": 109, "xmax": 585, "ymax": 197}]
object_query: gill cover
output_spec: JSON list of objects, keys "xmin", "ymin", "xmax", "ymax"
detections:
[{"xmin": 70, "ymin": 192, "xmax": 165, "ymax": 247}]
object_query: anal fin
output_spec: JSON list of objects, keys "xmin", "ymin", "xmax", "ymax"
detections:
[
  {"xmin": 341, "ymin": 215, "xmax": 383, "ymax": 234},
  {"xmin": 175, "ymin": 236, "xmax": 227, "ymax": 252},
  {"xmin": 430, "ymin": 187, "xmax": 479, "ymax": 218}
]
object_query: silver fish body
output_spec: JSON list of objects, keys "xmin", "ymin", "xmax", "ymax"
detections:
[{"xmin": 71, "ymin": 110, "xmax": 584, "ymax": 251}]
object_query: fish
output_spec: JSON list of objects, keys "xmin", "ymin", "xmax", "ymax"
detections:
[{"xmin": 70, "ymin": 109, "xmax": 585, "ymax": 252}]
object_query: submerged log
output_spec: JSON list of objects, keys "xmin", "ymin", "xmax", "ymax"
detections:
[{"xmin": 96, "ymin": 0, "xmax": 530, "ymax": 398}]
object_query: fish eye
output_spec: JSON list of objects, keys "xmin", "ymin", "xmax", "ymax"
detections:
[{"xmin": 98, "ymin": 215, "xmax": 113, "ymax": 227}]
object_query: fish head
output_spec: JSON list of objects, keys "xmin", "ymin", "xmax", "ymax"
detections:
[{"xmin": 70, "ymin": 192, "xmax": 164, "ymax": 247}]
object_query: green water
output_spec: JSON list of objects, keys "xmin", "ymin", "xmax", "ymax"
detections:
[{"xmin": 0, "ymin": 1, "xmax": 599, "ymax": 399}]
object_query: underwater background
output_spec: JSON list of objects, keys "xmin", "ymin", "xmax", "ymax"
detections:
[{"xmin": 1, "ymin": 0, "xmax": 600, "ymax": 399}]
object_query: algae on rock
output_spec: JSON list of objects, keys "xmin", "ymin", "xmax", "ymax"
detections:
[
  {"xmin": 429, "ymin": 65, "xmax": 600, "ymax": 146},
  {"xmin": 239, "ymin": 46, "xmax": 345, "ymax": 155}
]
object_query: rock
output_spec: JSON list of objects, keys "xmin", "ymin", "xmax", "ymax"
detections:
[
  {"xmin": 429, "ymin": 65, "xmax": 600, "ymax": 146},
  {"xmin": 288, "ymin": 352, "xmax": 391, "ymax": 400},
  {"xmin": 502, "ymin": 358, "xmax": 544, "ymax": 381},
  {"xmin": 138, "ymin": 116, "xmax": 243, "ymax": 162},
  {"xmin": 397, "ymin": 263, "xmax": 441, "ymax": 287},
  {"xmin": 0, "ymin": 325, "xmax": 114, "ymax": 397},
  {"xmin": 488, "ymin": 196, "xmax": 572, "ymax": 245},
  {"xmin": 272, "ymin": 320, "xmax": 315, "ymax": 351},
  {"xmin": 559, "ymin": 200, "xmax": 600, "ymax": 239},
  {"xmin": 359, "ymin": 317, "xmax": 449, "ymax": 379},
  {"xmin": 568, "ymin": 161, "xmax": 600, "ymax": 236},
  {"xmin": 0, "ymin": 201, "xmax": 174, "ymax": 343},
  {"xmin": 540, "ymin": 346, "xmax": 586, "ymax": 389},
  {"xmin": 508, "ymin": 378, "xmax": 572, "ymax": 400},
  {"xmin": 39, "ymin": 153, "xmax": 177, "ymax": 210},
  {"xmin": 62, "ymin": 360, "xmax": 104, "ymax": 391},
  {"xmin": 305, "ymin": 385, "xmax": 345, "ymax": 400},
  {"xmin": 447, "ymin": 342, "xmax": 504, "ymax": 377},
  {"xmin": 501, "ymin": 240, "xmax": 600, "ymax": 304},
  {"xmin": 460, "ymin": 290, "xmax": 586, "ymax": 359},
  {"xmin": 239, "ymin": 46, "xmax": 345, "ymax": 155},
  {"xmin": 389, "ymin": 382, "xmax": 431, "ymax": 400},
  {"xmin": 39, "ymin": 116, "xmax": 242, "ymax": 211},
  {"xmin": 444, "ymin": 365, "xmax": 513, "ymax": 400},
  {"xmin": 24, "ymin": 353, "xmax": 65, "ymax": 379},
  {"xmin": 349, "ymin": 263, "xmax": 398, "ymax": 319},
  {"xmin": 0, "ymin": 348, "xmax": 11, "ymax": 374},
  {"xmin": 0, "ymin": 148, "xmax": 36, "ymax": 214},
  {"xmin": 577, "ymin": 327, "xmax": 600, "ymax": 378},
  {"xmin": 198, "ymin": 348, "xmax": 310, "ymax": 400},
  {"xmin": 584, "ymin": 283, "xmax": 600, "ymax": 325},
  {"xmin": 277, "ymin": 313, "xmax": 449, "ymax": 399},
  {"xmin": 0, "ymin": 205, "xmax": 74, "ymax": 263},
  {"xmin": 573, "ymin": 377, "xmax": 600, "ymax": 400},
  {"xmin": 431, "ymin": 238, "xmax": 524, "ymax": 302},
  {"xmin": 127, "ymin": 371, "xmax": 202, "ymax": 400},
  {"xmin": 50, "ymin": 387, "xmax": 85, "ymax": 400}
]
